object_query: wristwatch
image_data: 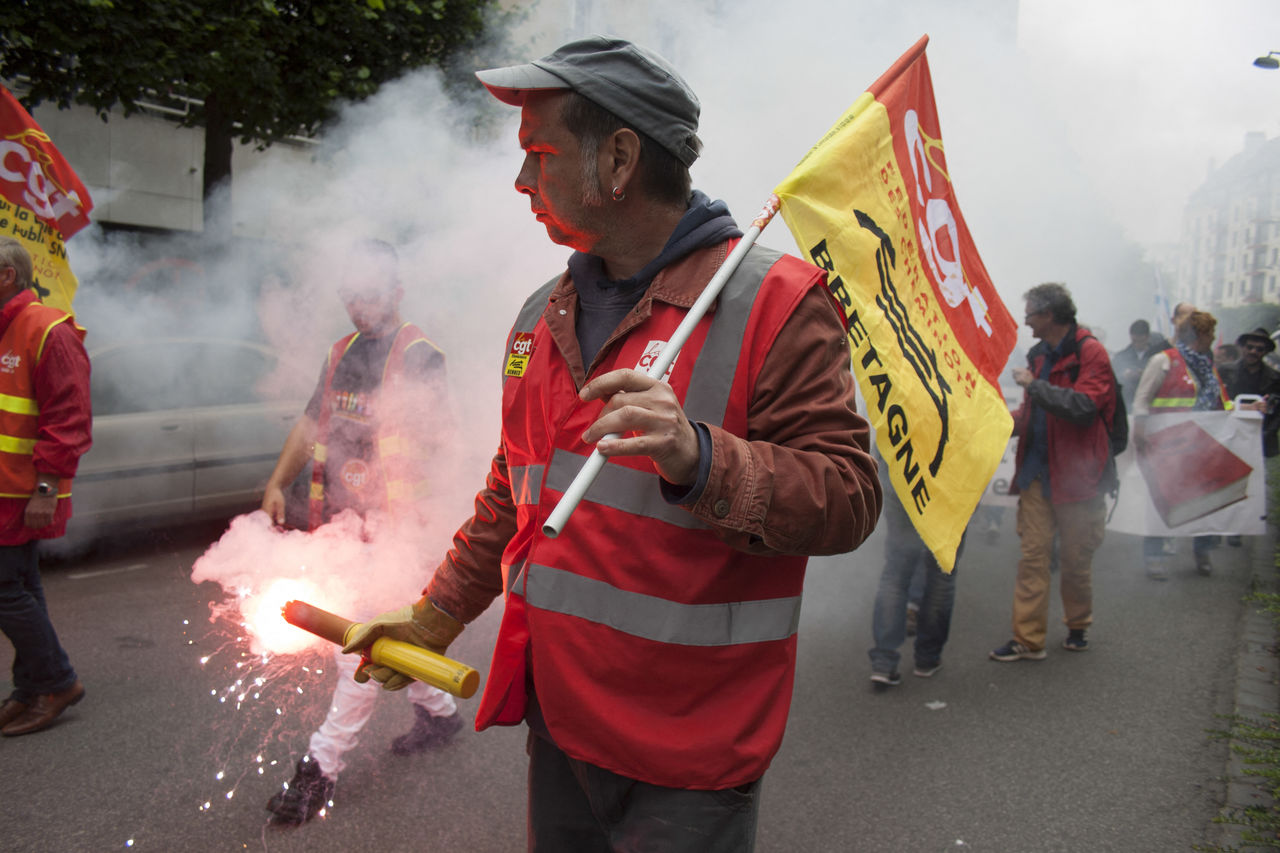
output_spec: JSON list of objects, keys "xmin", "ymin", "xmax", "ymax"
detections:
[{"xmin": 35, "ymin": 481, "xmax": 56, "ymax": 497}]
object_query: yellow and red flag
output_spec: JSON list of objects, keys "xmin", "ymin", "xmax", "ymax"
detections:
[
  {"xmin": 773, "ymin": 36, "xmax": 1016, "ymax": 571},
  {"xmin": 0, "ymin": 86, "xmax": 93, "ymax": 313}
]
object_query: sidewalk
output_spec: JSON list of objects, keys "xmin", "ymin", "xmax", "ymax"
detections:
[{"xmin": 1217, "ymin": 529, "xmax": 1280, "ymax": 850}]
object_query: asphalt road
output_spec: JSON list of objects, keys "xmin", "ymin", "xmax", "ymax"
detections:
[{"xmin": 0, "ymin": 511, "xmax": 1260, "ymax": 853}]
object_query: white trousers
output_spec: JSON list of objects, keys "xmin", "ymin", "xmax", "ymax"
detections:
[{"xmin": 307, "ymin": 647, "xmax": 457, "ymax": 778}]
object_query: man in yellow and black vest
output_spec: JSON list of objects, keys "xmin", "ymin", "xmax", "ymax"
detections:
[
  {"xmin": 260, "ymin": 238, "xmax": 459, "ymax": 825},
  {"xmin": 0, "ymin": 236, "xmax": 92, "ymax": 738}
]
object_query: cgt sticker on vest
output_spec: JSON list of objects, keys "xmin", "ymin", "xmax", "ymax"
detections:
[
  {"xmin": 636, "ymin": 340, "xmax": 677, "ymax": 382},
  {"xmin": 0, "ymin": 350, "xmax": 20, "ymax": 375},
  {"xmin": 505, "ymin": 332, "xmax": 535, "ymax": 378},
  {"xmin": 340, "ymin": 459, "xmax": 370, "ymax": 491}
]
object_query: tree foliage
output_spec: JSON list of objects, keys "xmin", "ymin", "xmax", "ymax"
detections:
[{"xmin": 0, "ymin": 0, "xmax": 500, "ymax": 233}]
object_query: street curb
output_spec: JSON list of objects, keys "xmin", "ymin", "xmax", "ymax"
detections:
[{"xmin": 1217, "ymin": 532, "xmax": 1279, "ymax": 850}]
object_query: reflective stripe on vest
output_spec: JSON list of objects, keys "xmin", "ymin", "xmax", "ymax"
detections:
[
  {"xmin": 525, "ymin": 563, "xmax": 801, "ymax": 647},
  {"xmin": 0, "ymin": 435, "xmax": 35, "ymax": 455},
  {"xmin": 0, "ymin": 393, "xmax": 38, "ymax": 416},
  {"xmin": 544, "ymin": 448, "xmax": 706, "ymax": 530},
  {"xmin": 526, "ymin": 246, "xmax": 786, "ymax": 635},
  {"xmin": 509, "ymin": 464, "xmax": 544, "ymax": 506}
]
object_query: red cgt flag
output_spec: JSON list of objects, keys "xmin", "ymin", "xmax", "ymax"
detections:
[
  {"xmin": 0, "ymin": 86, "xmax": 93, "ymax": 312},
  {"xmin": 774, "ymin": 36, "xmax": 1017, "ymax": 571}
]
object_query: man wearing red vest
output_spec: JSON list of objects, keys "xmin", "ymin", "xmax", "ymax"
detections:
[
  {"xmin": 260, "ymin": 239, "xmax": 460, "ymax": 825},
  {"xmin": 343, "ymin": 39, "xmax": 882, "ymax": 851},
  {"xmin": 0, "ymin": 236, "xmax": 92, "ymax": 737}
]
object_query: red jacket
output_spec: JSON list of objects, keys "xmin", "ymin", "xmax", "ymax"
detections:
[
  {"xmin": 0, "ymin": 290, "xmax": 91, "ymax": 543},
  {"xmin": 1010, "ymin": 326, "xmax": 1116, "ymax": 504}
]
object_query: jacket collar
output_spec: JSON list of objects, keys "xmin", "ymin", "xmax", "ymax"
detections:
[
  {"xmin": 1028, "ymin": 322, "xmax": 1083, "ymax": 364},
  {"xmin": 549, "ymin": 238, "xmax": 737, "ymax": 311}
]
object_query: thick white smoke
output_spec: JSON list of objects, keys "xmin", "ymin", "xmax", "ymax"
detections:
[{"xmin": 54, "ymin": 0, "xmax": 1280, "ymax": 629}]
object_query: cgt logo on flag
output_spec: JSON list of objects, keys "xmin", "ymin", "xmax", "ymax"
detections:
[
  {"xmin": 0, "ymin": 129, "xmax": 90, "ymax": 235},
  {"xmin": 0, "ymin": 86, "xmax": 94, "ymax": 315},
  {"xmin": 772, "ymin": 35, "xmax": 1017, "ymax": 572}
]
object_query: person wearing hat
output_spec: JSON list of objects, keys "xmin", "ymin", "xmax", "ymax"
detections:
[
  {"xmin": 341, "ymin": 36, "xmax": 882, "ymax": 850},
  {"xmin": 1222, "ymin": 327, "xmax": 1280, "ymax": 522}
]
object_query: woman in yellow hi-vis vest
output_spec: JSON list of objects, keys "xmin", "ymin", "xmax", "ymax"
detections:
[{"xmin": 1132, "ymin": 309, "xmax": 1231, "ymax": 578}]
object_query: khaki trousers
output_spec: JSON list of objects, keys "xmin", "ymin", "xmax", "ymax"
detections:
[{"xmin": 1013, "ymin": 479, "xmax": 1105, "ymax": 651}]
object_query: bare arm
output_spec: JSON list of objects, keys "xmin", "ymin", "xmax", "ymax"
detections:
[{"xmin": 262, "ymin": 415, "xmax": 317, "ymax": 525}]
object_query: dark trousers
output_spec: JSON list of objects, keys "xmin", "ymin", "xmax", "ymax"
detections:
[
  {"xmin": 868, "ymin": 482, "xmax": 960, "ymax": 673},
  {"xmin": 0, "ymin": 541, "xmax": 76, "ymax": 702},
  {"xmin": 527, "ymin": 732, "xmax": 761, "ymax": 853}
]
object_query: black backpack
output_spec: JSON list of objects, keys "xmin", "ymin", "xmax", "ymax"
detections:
[{"xmin": 1066, "ymin": 334, "xmax": 1127, "ymax": 456}]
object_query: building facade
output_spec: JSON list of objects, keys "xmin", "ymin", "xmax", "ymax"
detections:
[{"xmin": 1176, "ymin": 132, "xmax": 1280, "ymax": 311}]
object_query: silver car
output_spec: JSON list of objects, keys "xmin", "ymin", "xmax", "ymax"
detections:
[{"xmin": 65, "ymin": 337, "xmax": 308, "ymax": 540}]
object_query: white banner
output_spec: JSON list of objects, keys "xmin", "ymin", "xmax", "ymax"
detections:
[{"xmin": 981, "ymin": 410, "xmax": 1266, "ymax": 536}]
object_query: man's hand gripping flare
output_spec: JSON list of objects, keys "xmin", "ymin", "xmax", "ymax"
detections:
[{"xmin": 342, "ymin": 597, "xmax": 464, "ymax": 691}]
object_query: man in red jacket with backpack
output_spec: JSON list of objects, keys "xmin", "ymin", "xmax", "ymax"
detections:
[{"xmin": 990, "ymin": 282, "xmax": 1117, "ymax": 662}]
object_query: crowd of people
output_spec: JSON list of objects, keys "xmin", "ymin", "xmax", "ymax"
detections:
[
  {"xmin": 866, "ymin": 290, "xmax": 1278, "ymax": 684},
  {"xmin": 3, "ymin": 34, "xmax": 1277, "ymax": 853}
]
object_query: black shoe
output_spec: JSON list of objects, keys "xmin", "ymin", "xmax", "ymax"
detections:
[
  {"xmin": 390, "ymin": 707, "xmax": 463, "ymax": 756},
  {"xmin": 1062, "ymin": 629, "xmax": 1088, "ymax": 652},
  {"xmin": 266, "ymin": 757, "xmax": 334, "ymax": 825},
  {"xmin": 869, "ymin": 670, "xmax": 902, "ymax": 688}
]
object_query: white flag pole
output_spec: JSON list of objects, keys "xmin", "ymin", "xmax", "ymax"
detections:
[{"xmin": 542, "ymin": 194, "xmax": 782, "ymax": 539}]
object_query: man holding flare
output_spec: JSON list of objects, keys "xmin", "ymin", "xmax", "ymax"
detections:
[{"xmin": 344, "ymin": 37, "xmax": 881, "ymax": 850}]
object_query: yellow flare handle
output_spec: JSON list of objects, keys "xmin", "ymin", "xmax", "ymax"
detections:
[
  {"xmin": 281, "ymin": 600, "xmax": 479, "ymax": 698},
  {"xmin": 350, "ymin": 628, "xmax": 479, "ymax": 699}
]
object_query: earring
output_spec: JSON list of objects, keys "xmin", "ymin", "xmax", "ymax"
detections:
[{"xmin": 611, "ymin": 186, "xmax": 626, "ymax": 201}]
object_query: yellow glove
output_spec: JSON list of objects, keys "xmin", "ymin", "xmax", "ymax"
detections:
[{"xmin": 341, "ymin": 597, "xmax": 464, "ymax": 691}]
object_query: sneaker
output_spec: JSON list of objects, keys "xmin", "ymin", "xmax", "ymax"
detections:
[
  {"xmin": 913, "ymin": 662, "xmax": 942, "ymax": 678},
  {"xmin": 266, "ymin": 757, "xmax": 334, "ymax": 825},
  {"xmin": 869, "ymin": 670, "xmax": 902, "ymax": 687},
  {"xmin": 391, "ymin": 707, "xmax": 463, "ymax": 756},
  {"xmin": 1062, "ymin": 629, "xmax": 1088, "ymax": 651},
  {"xmin": 1196, "ymin": 557, "xmax": 1213, "ymax": 576},
  {"xmin": 1145, "ymin": 561, "xmax": 1168, "ymax": 581},
  {"xmin": 989, "ymin": 640, "xmax": 1046, "ymax": 662}
]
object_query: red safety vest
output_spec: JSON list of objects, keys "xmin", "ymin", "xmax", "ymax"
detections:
[
  {"xmin": 477, "ymin": 245, "xmax": 821, "ymax": 790},
  {"xmin": 308, "ymin": 322, "xmax": 440, "ymax": 529},
  {"xmin": 1150, "ymin": 348, "xmax": 1231, "ymax": 412},
  {"xmin": 0, "ymin": 302, "xmax": 83, "ymax": 498}
]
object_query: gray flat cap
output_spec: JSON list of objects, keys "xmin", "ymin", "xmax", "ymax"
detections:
[{"xmin": 476, "ymin": 36, "xmax": 701, "ymax": 167}]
